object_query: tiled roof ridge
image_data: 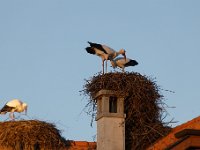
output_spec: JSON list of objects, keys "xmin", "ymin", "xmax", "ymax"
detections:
[
  {"xmin": 172, "ymin": 115, "xmax": 200, "ymax": 131},
  {"xmin": 147, "ymin": 115, "xmax": 200, "ymax": 150}
]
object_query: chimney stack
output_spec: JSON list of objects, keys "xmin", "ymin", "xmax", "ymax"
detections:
[{"xmin": 94, "ymin": 90, "xmax": 126, "ymax": 150}]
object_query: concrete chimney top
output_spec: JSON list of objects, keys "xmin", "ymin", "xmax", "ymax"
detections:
[{"xmin": 95, "ymin": 89, "xmax": 126, "ymax": 150}]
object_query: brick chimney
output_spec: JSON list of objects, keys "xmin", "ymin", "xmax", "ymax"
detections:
[{"xmin": 94, "ymin": 90, "xmax": 126, "ymax": 150}]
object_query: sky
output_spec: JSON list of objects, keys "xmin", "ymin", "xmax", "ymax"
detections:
[{"xmin": 0, "ymin": 0, "xmax": 200, "ymax": 142}]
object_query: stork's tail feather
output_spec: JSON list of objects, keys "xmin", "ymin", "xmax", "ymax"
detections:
[
  {"xmin": 88, "ymin": 41, "xmax": 92, "ymax": 45},
  {"xmin": 0, "ymin": 105, "xmax": 13, "ymax": 114},
  {"xmin": 125, "ymin": 59, "xmax": 138, "ymax": 67},
  {"xmin": 0, "ymin": 109, "xmax": 6, "ymax": 114},
  {"xmin": 0, "ymin": 111, "xmax": 6, "ymax": 115},
  {"xmin": 87, "ymin": 41, "xmax": 103, "ymax": 50},
  {"xmin": 88, "ymin": 41, "xmax": 95, "ymax": 47}
]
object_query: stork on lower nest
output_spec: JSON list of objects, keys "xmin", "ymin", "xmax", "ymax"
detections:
[{"xmin": 0, "ymin": 99, "xmax": 28, "ymax": 120}]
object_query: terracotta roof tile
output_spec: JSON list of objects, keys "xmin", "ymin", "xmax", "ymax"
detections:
[
  {"xmin": 67, "ymin": 141, "xmax": 96, "ymax": 150},
  {"xmin": 147, "ymin": 116, "xmax": 200, "ymax": 150}
]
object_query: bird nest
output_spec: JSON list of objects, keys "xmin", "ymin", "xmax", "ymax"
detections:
[
  {"xmin": 81, "ymin": 72, "xmax": 172, "ymax": 150},
  {"xmin": 0, "ymin": 120, "xmax": 70, "ymax": 150}
]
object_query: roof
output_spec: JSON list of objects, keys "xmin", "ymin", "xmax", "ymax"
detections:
[
  {"xmin": 67, "ymin": 141, "xmax": 96, "ymax": 150},
  {"xmin": 68, "ymin": 116, "xmax": 200, "ymax": 150},
  {"xmin": 147, "ymin": 116, "xmax": 200, "ymax": 150}
]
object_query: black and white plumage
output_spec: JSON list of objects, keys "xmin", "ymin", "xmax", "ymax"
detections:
[
  {"xmin": 0, "ymin": 99, "xmax": 28, "ymax": 120},
  {"xmin": 85, "ymin": 41, "xmax": 126, "ymax": 74},
  {"xmin": 110, "ymin": 57, "xmax": 138, "ymax": 72}
]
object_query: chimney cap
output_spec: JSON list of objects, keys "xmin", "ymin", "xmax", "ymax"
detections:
[{"xmin": 94, "ymin": 89, "xmax": 128, "ymax": 99}]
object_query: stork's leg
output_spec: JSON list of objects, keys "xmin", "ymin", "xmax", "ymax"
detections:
[
  {"xmin": 105, "ymin": 60, "xmax": 107, "ymax": 73},
  {"xmin": 9, "ymin": 112, "xmax": 12, "ymax": 119},
  {"xmin": 9, "ymin": 112, "xmax": 15, "ymax": 120},
  {"xmin": 102, "ymin": 61, "xmax": 104, "ymax": 74}
]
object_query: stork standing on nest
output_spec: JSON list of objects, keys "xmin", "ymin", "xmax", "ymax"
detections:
[
  {"xmin": 110, "ymin": 57, "xmax": 138, "ymax": 72},
  {"xmin": 85, "ymin": 41, "xmax": 126, "ymax": 74},
  {"xmin": 0, "ymin": 99, "xmax": 28, "ymax": 120}
]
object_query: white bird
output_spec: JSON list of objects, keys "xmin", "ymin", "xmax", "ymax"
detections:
[
  {"xmin": 0, "ymin": 99, "xmax": 28, "ymax": 120},
  {"xmin": 85, "ymin": 41, "xmax": 126, "ymax": 74},
  {"xmin": 110, "ymin": 57, "xmax": 138, "ymax": 72}
]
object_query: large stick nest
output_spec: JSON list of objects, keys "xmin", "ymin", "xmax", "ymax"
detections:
[
  {"xmin": 82, "ymin": 72, "xmax": 171, "ymax": 150},
  {"xmin": 0, "ymin": 120, "xmax": 70, "ymax": 150}
]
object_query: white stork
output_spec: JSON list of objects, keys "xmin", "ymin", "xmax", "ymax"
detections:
[
  {"xmin": 110, "ymin": 57, "xmax": 138, "ymax": 72},
  {"xmin": 85, "ymin": 41, "xmax": 126, "ymax": 74},
  {"xmin": 0, "ymin": 99, "xmax": 28, "ymax": 120}
]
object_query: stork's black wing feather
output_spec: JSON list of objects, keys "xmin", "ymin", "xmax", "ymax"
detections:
[
  {"xmin": 0, "ymin": 105, "xmax": 14, "ymax": 114},
  {"xmin": 125, "ymin": 59, "xmax": 138, "ymax": 67},
  {"xmin": 87, "ymin": 41, "xmax": 107, "ymax": 54},
  {"xmin": 85, "ymin": 47, "xmax": 96, "ymax": 54}
]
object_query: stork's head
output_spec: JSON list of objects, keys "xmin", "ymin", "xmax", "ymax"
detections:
[
  {"xmin": 119, "ymin": 49, "xmax": 126, "ymax": 60},
  {"xmin": 22, "ymin": 103, "xmax": 28, "ymax": 115}
]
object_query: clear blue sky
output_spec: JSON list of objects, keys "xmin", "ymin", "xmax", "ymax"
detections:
[{"xmin": 0, "ymin": 0, "xmax": 200, "ymax": 141}]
